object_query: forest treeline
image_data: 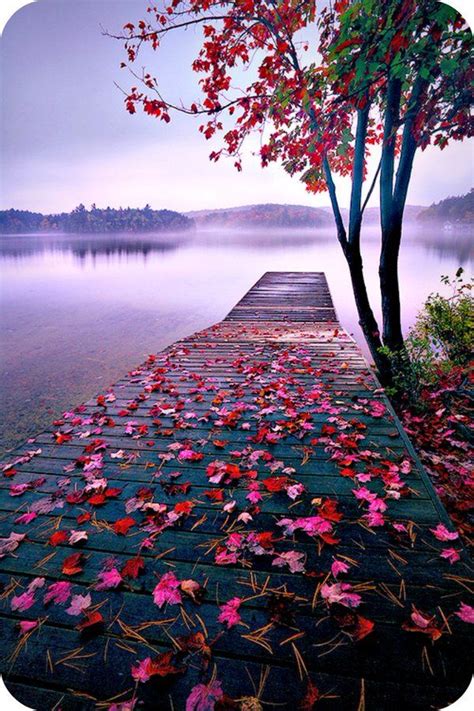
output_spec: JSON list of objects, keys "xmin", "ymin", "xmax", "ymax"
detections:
[
  {"xmin": 1, "ymin": 189, "xmax": 472, "ymax": 234},
  {"xmin": 0, "ymin": 204, "xmax": 193, "ymax": 234},
  {"xmin": 417, "ymin": 189, "xmax": 473, "ymax": 225}
]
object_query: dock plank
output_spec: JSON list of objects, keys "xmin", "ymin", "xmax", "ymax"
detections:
[{"xmin": 0, "ymin": 272, "xmax": 472, "ymax": 710}]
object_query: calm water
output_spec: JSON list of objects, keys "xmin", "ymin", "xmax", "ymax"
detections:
[{"xmin": 0, "ymin": 227, "xmax": 472, "ymax": 457}]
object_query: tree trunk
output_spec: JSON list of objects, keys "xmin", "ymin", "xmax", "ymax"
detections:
[
  {"xmin": 379, "ymin": 218, "xmax": 404, "ymax": 351},
  {"xmin": 378, "ymin": 73, "xmax": 427, "ymax": 354},
  {"xmin": 378, "ymin": 139, "xmax": 418, "ymax": 353},
  {"xmin": 344, "ymin": 244, "xmax": 392, "ymax": 382},
  {"xmin": 322, "ymin": 120, "xmax": 392, "ymax": 383}
]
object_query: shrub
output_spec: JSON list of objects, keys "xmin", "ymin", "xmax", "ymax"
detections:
[
  {"xmin": 418, "ymin": 268, "xmax": 473, "ymax": 366},
  {"xmin": 381, "ymin": 268, "xmax": 473, "ymax": 406}
]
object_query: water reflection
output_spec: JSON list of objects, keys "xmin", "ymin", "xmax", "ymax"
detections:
[
  {"xmin": 1, "ymin": 225, "xmax": 472, "ymax": 264},
  {"xmin": 0, "ymin": 226, "xmax": 472, "ymax": 457},
  {"xmin": 414, "ymin": 233, "xmax": 473, "ymax": 264},
  {"xmin": 0, "ymin": 233, "xmax": 186, "ymax": 263}
]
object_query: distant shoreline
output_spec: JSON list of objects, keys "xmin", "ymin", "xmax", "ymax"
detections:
[
  {"xmin": 1, "ymin": 224, "xmax": 473, "ymax": 238},
  {"xmin": 1, "ymin": 191, "xmax": 473, "ymax": 234}
]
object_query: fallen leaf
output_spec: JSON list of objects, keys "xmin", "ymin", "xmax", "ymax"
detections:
[
  {"xmin": 62, "ymin": 552, "xmax": 85, "ymax": 576},
  {"xmin": 113, "ymin": 517, "xmax": 136, "ymax": 535},
  {"xmin": 121, "ymin": 556, "xmax": 145, "ymax": 579}
]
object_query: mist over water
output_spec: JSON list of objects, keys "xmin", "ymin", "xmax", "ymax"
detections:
[{"xmin": 0, "ymin": 226, "xmax": 472, "ymax": 457}]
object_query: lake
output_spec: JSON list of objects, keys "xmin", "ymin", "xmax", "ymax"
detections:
[{"xmin": 0, "ymin": 226, "xmax": 472, "ymax": 457}]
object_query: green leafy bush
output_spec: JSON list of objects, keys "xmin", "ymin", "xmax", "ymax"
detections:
[
  {"xmin": 382, "ymin": 268, "xmax": 473, "ymax": 404},
  {"xmin": 418, "ymin": 269, "xmax": 473, "ymax": 366}
]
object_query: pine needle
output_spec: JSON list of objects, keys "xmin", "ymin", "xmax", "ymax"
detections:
[
  {"xmin": 357, "ymin": 679, "xmax": 365, "ymax": 711},
  {"xmin": 291, "ymin": 642, "xmax": 308, "ymax": 680}
]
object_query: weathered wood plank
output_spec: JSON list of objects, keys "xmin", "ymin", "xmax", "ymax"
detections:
[{"xmin": 0, "ymin": 272, "xmax": 472, "ymax": 710}]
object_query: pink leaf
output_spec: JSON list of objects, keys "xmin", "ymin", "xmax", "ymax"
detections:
[
  {"xmin": 108, "ymin": 700, "xmax": 136, "ymax": 711},
  {"xmin": 10, "ymin": 483, "xmax": 30, "ymax": 497},
  {"xmin": 14, "ymin": 512, "xmax": 37, "ymax": 525},
  {"xmin": 218, "ymin": 597, "xmax": 242, "ymax": 629},
  {"xmin": 246, "ymin": 489, "xmax": 263, "ymax": 504},
  {"xmin": 0, "ymin": 532, "xmax": 26, "ymax": 558},
  {"xmin": 277, "ymin": 516, "xmax": 332, "ymax": 537},
  {"xmin": 18, "ymin": 620, "xmax": 38, "ymax": 636},
  {"xmin": 440, "ymin": 547, "xmax": 460, "ymax": 564},
  {"xmin": 320, "ymin": 582, "xmax": 361, "ymax": 608},
  {"xmin": 392, "ymin": 522, "xmax": 408, "ymax": 533},
  {"xmin": 286, "ymin": 483, "xmax": 305, "ymax": 500},
  {"xmin": 215, "ymin": 549, "xmax": 238, "ymax": 565},
  {"xmin": 131, "ymin": 657, "xmax": 153, "ymax": 683},
  {"xmin": 95, "ymin": 568, "xmax": 123, "ymax": 590},
  {"xmin": 368, "ymin": 497, "xmax": 387, "ymax": 513},
  {"xmin": 68, "ymin": 530, "xmax": 89, "ymax": 545},
  {"xmin": 186, "ymin": 680, "xmax": 224, "ymax": 711},
  {"xmin": 455, "ymin": 602, "xmax": 474, "ymax": 624},
  {"xmin": 44, "ymin": 581, "xmax": 72, "ymax": 605},
  {"xmin": 331, "ymin": 559, "xmax": 350, "ymax": 577},
  {"xmin": 66, "ymin": 593, "xmax": 92, "ymax": 616},
  {"xmin": 363, "ymin": 511, "xmax": 385, "ymax": 527},
  {"xmin": 152, "ymin": 571, "xmax": 182, "ymax": 608},
  {"xmin": 411, "ymin": 610, "xmax": 432, "ymax": 629},
  {"xmin": 28, "ymin": 577, "xmax": 45, "ymax": 592},
  {"xmin": 352, "ymin": 487, "xmax": 376, "ymax": 502},
  {"xmin": 272, "ymin": 550, "xmax": 306, "ymax": 574},
  {"xmin": 368, "ymin": 401, "xmax": 385, "ymax": 418},
  {"xmin": 11, "ymin": 591, "xmax": 36, "ymax": 612},
  {"xmin": 430, "ymin": 523, "xmax": 459, "ymax": 542}
]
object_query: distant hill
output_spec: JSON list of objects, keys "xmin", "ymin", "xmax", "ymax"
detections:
[
  {"xmin": 417, "ymin": 189, "xmax": 474, "ymax": 225},
  {"xmin": 4, "ymin": 193, "xmax": 470, "ymax": 234},
  {"xmin": 187, "ymin": 203, "xmax": 333, "ymax": 229},
  {"xmin": 0, "ymin": 205, "xmax": 193, "ymax": 234},
  {"xmin": 321, "ymin": 204, "xmax": 425, "ymax": 224},
  {"xmin": 188, "ymin": 202, "xmax": 426, "ymax": 229}
]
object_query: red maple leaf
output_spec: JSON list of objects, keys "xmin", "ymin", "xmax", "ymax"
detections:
[
  {"xmin": 174, "ymin": 500, "xmax": 195, "ymax": 515},
  {"xmin": 319, "ymin": 498, "xmax": 343, "ymax": 522},
  {"xmin": 300, "ymin": 680, "xmax": 320, "ymax": 710},
  {"xmin": 62, "ymin": 552, "xmax": 85, "ymax": 576},
  {"xmin": 105, "ymin": 487, "xmax": 122, "ymax": 498},
  {"xmin": 66, "ymin": 491, "xmax": 86, "ymax": 505},
  {"xmin": 333, "ymin": 606, "xmax": 375, "ymax": 641},
  {"xmin": 263, "ymin": 476, "xmax": 289, "ymax": 492},
  {"xmin": 55, "ymin": 432, "xmax": 72, "ymax": 445},
  {"xmin": 121, "ymin": 556, "xmax": 145, "ymax": 579},
  {"xmin": 113, "ymin": 517, "xmax": 136, "ymax": 535},
  {"xmin": 49, "ymin": 530, "xmax": 68, "ymax": 546},
  {"xmin": 256, "ymin": 531, "xmax": 275, "ymax": 549},
  {"xmin": 162, "ymin": 481, "xmax": 192, "ymax": 495},
  {"xmin": 76, "ymin": 609, "xmax": 104, "ymax": 632},
  {"xmin": 204, "ymin": 489, "xmax": 224, "ymax": 502},
  {"xmin": 87, "ymin": 493, "xmax": 107, "ymax": 506}
]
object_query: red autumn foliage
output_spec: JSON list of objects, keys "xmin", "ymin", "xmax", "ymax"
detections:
[
  {"xmin": 111, "ymin": 0, "xmax": 472, "ymax": 371},
  {"xmin": 397, "ymin": 366, "xmax": 474, "ymax": 542},
  {"xmin": 76, "ymin": 610, "xmax": 104, "ymax": 632},
  {"xmin": 49, "ymin": 530, "xmax": 68, "ymax": 546},
  {"xmin": 262, "ymin": 476, "xmax": 289, "ymax": 492},
  {"xmin": 121, "ymin": 556, "xmax": 145, "ymax": 579},
  {"xmin": 62, "ymin": 552, "xmax": 85, "ymax": 576},
  {"xmin": 113, "ymin": 517, "xmax": 137, "ymax": 535}
]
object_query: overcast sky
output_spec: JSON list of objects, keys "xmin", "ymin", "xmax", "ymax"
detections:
[{"xmin": 1, "ymin": 0, "xmax": 473, "ymax": 213}]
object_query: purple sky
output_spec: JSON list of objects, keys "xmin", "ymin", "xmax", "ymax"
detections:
[{"xmin": 1, "ymin": 0, "xmax": 473, "ymax": 214}]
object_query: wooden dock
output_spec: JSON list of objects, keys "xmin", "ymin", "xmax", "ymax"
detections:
[{"xmin": 0, "ymin": 272, "xmax": 472, "ymax": 710}]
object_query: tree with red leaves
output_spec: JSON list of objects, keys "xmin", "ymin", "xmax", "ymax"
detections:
[{"xmin": 109, "ymin": 0, "xmax": 473, "ymax": 380}]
